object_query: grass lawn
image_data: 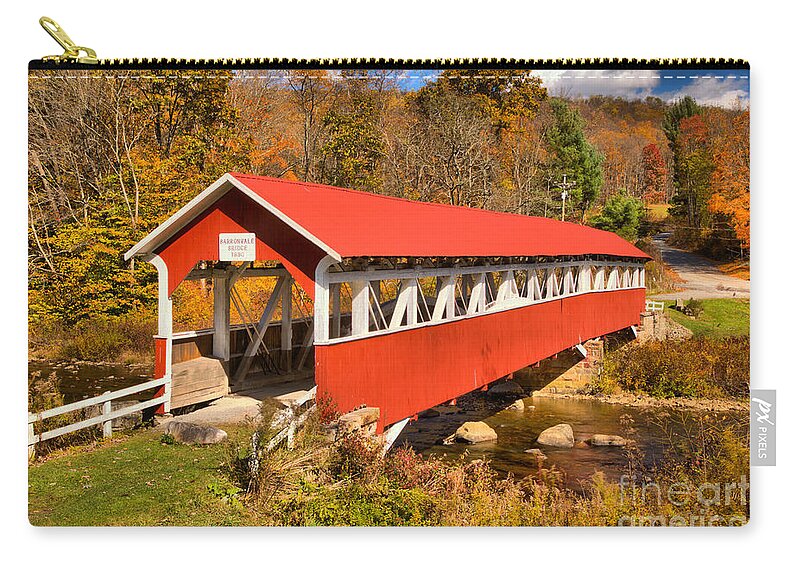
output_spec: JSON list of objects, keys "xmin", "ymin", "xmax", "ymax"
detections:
[
  {"xmin": 28, "ymin": 425, "xmax": 254, "ymax": 526},
  {"xmin": 664, "ymin": 298, "xmax": 750, "ymax": 338}
]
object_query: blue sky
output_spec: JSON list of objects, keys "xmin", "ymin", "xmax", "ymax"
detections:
[{"xmin": 394, "ymin": 68, "xmax": 749, "ymax": 108}]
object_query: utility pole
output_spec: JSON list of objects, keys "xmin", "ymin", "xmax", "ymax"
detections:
[{"xmin": 557, "ymin": 174, "xmax": 575, "ymax": 222}]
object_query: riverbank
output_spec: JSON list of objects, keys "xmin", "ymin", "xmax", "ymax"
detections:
[
  {"xmin": 535, "ymin": 390, "xmax": 748, "ymax": 413},
  {"xmin": 29, "ymin": 405, "xmax": 749, "ymax": 526}
]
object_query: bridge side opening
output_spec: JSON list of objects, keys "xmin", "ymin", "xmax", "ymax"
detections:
[
  {"xmin": 152, "ymin": 259, "xmax": 317, "ymax": 412},
  {"xmin": 316, "ymin": 256, "xmax": 645, "ymax": 345}
]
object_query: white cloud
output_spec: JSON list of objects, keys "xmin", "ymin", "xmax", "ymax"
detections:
[
  {"xmin": 665, "ymin": 76, "xmax": 750, "ymax": 109},
  {"xmin": 532, "ymin": 70, "xmax": 661, "ymax": 99},
  {"xmin": 531, "ymin": 70, "xmax": 750, "ymax": 109}
]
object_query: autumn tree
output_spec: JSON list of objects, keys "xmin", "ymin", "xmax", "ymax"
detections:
[
  {"xmin": 707, "ymin": 109, "xmax": 750, "ymax": 251},
  {"xmin": 437, "ymin": 69, "xmax": 547, "ymax": 132},
  {"xmin": 228, "ymin": 72, "xmax": 301, "ymax": 178},
  {"xmin": 640, "ymin": 143, "xmax": 667, "ymax": 203},
  {"xmin": 496, "ymin": 106, "xmax": 554, "ymax": 216},
  {"xmin": 286, "ymin": 71, "xmax": 342, "ymax": 182},
  {"xmin": 28, "ymin": 71, "xmax": 248, "ymax": 328},
  {"xmin": 320, "ymin": 95, "xmax": 385, "ymax": 191},
  {"xmin": 663, "ymin": 96, "xmax": 700, "ymax": 161},
  {"xmin": 578, "ymin": 96, "xmax": 671, "ymax": 203}
]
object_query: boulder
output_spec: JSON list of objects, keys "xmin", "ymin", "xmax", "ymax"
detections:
[
  {"xmin": 164, "ymin": 421, "xmax": 227, "ymax": 445},
  {"xmin": 524, "ymin": 448, "xmax": 548, "ymax": 460},
  {"xmin": 589, "ymin": 434, "xmax": 627, "ymax": 447},
  {"xmin": 337, "ymin": 407, "xmax": 380, "ymax": 435},
  {"xmin": 507, "ymin": 399, "xmax": 526, "ymax": 411},
  {"xmin": 454, "ymin": 421, "xmax": 498, "ymax": 444},
  {"xmin": 488, "ymin": 380, "xmax": 524, "ymax": 397},
  {"xmin": 536, "ymin": 423, "xmax": 574, "ymax": 448}
]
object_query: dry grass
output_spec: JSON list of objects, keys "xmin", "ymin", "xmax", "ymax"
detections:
[
  {"xmin": 717, "ymin": 259, "xmax": 750, "ymax": 281},
  {"xmin": 646, "ymin": 203, "xmax": 670, "ymax": 221}
]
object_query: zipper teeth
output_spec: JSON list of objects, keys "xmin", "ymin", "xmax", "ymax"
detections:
[{"xmin": 29, "ymin": 57, "xmax": 749, "ymax": 70}]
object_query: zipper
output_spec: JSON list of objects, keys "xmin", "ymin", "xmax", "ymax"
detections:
[
  {"xmin": 38, "ymin": 16, "xmax": 98, "ymax": 65},
  {"xmin": 31, "ymin": 16, "xmax": 749, "ymax": 71}
]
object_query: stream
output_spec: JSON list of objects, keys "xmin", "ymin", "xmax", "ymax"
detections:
[
  {"xmin": 398, "ymin": 394, "xmax": 747, "ymax": 489},
  {"xmin": 29, "ymin": 360, "xmax": 155, "ymax": 404}
]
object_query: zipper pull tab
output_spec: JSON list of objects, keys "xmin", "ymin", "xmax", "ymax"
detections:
[{"xmin": 39, "ymin": 16, "xmax": 98, "ymax": 64}]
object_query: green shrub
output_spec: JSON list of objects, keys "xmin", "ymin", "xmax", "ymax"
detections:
[
  {"xmin": 590, "ymin": 191, "xmax": 645, "ymax": 242},
  {"xmin": 684, "ymin": 298, "xmax": 704, "ymax": 317}
]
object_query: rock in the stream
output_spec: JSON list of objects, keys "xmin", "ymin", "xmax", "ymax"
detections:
[
  {"xmin": 454, "ymin": 421, "xmax": 498, "ymax": 444},
  {"xmin": 507, "ymin": 399, "xmax": 526, "ymax": 411},
  {"xmin": 589, "ymin": 434, "xmax": 627, "ymax": 447},
  {"xmin": 164, "ymin": 421, "xmax": 227, "ymax": 445},
  {"xmin": 524, "ymin": 448, "xmax": 548, "ymax": 460},
  {"xmin": 488, "ymin": 380, "xmax": 524, "ymax": 397},
  {"xmin": 418, "ymin": 408, "xmax": 440, "ymax": 419},
  {"xmin": 536, "ymin": 423, "xmax": 574, "ymax": 448},
  {"xmin": 432, "ymin": 405, "xmax": 462, "ymax": 415}
]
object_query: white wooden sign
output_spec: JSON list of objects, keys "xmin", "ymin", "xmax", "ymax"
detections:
[{"xmin": 219, "ymin": 233, "xmax": 256, "ymax": 261}]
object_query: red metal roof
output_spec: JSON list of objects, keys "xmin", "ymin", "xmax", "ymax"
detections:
[{"xmin": 230, "ymin": 173, "xmax": 650, "ymax": 260}]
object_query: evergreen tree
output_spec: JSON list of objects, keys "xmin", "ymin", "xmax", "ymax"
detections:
[
  {"xmin": 590, "ymin": 190, "xmax": 646, "ymax": 242},
  {"xmin": 544, "ymin": 99, "xmax": 603, "ymax": 220}
]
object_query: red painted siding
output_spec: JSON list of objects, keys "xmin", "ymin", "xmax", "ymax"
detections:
[
  {"xmin": 154, "ymin": 191, "xmax": 325, "ymax": 297},
  {"xmin": 315, "ymin": 288, "xmax": 645, "ymax": 432}
]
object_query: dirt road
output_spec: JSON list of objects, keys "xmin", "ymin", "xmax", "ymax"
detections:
[{"xmin": 649, "ymin": 232, "xmax": 750, "ymax": 300}]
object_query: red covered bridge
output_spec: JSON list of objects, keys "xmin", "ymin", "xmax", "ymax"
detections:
[{"xmin": 125, "ymin": 173, "xmax": 649, "ymax": 434}]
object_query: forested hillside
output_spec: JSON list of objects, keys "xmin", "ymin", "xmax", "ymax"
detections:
[{"xmin": 28, "ymin": 70, "xmax": 749, "ymax": 359}]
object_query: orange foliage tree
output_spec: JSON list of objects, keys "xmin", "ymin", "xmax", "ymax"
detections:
[
  {"xmin": 707, "ymin": 110, "xmax": 750, "ymax": 249},
  {"xmin": 641, "ymin": 143, "xmax": 667, "ymax": 204}
]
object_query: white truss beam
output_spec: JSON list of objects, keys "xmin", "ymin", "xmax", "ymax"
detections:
[
  {"xmin": 331, "ymin": 282, "xmax": 341, "ymax": 338},
  {"xmin": 351, "ymin": 280, "xmax": 370, "ymax": 336},
  {"xmin": 467, "ymin": 273, "xmax": 487, "ymax": 314},
  {"xmin": 593, "ymin": 266, "xmax": 606, "ymax": 291},
  {"xmin": 432, "ymin": 274, "xmax": 455, "ymax": 321}
]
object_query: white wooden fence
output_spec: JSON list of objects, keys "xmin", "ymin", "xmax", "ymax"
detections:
[
  {"xmin": 28, "ymin": 376, "xmax": 169, "ymax": 457},
  {"xmin": 645, "ymin": 300, "xmax": 665, "ymax": 312},
  {"xmin": 265, "ymin": 386, "xmax": 317, "ymax": 451}
]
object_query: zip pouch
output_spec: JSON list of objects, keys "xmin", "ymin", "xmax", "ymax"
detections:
[{"xmin": 28, "ymin": 17, "xmax": 751, "ymax": 527}]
